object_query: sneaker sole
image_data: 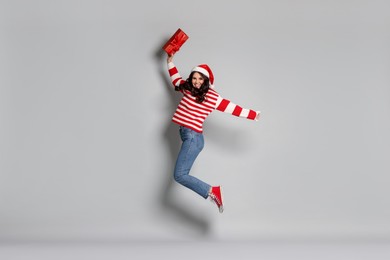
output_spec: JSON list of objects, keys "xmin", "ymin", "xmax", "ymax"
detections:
[{"xmin": 219, "ymin": 186, "xmax": 224, "ymax": 213}]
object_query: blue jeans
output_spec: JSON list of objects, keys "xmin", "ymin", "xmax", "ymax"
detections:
[{"xmin": 174, "ymin": 126, "xmax": 211, "ymax": 199}]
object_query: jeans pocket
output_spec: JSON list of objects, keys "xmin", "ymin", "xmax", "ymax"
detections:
[{"xmin": 180, "ymin": 126, "xmax": 193, "ymax": 141}]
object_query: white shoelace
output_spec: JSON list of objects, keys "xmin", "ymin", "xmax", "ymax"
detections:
[{"xmin": 209, "ymin": 193, "xmax": 221, "ymax": 206}]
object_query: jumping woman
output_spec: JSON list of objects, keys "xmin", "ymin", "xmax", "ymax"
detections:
[{"xmin": 166, "ymin": 53, "xmax": 260, "ymax": 213}]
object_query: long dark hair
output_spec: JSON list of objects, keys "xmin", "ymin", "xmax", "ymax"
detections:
[{"xmin": 175, "ymin": 71, "xmax": 210, "ymax": 103}]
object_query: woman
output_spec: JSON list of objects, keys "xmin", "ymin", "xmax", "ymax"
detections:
[{"xmin": 167, "ymin": 54, "xmax": 260, "ymax": 213}]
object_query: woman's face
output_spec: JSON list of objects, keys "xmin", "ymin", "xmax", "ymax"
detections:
[{"xmin": 191, "ymin": 72, "xmax": 204, "ymax": 89}]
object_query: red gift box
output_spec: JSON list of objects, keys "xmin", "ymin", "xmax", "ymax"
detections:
[{"xmin": 162, "ymin": 28, "xmax": 189, "ymax": 55}]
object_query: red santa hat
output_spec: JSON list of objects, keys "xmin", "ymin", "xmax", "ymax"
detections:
[{"xmin": 191, "ymin": 64, "xmax": 214, "ymax": 88}]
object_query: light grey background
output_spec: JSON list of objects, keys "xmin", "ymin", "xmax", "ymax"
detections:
[{"xmin": 1, "ymin": 0, "xmax": 389, "ymax": 242}]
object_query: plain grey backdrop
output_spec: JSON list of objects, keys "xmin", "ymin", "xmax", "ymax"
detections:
[{"xmin": 1, "ymin": 0, "xmax": 389, "ymax": 242}]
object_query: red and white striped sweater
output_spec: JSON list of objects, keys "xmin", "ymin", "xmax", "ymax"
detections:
[{"xmin": 168, "ymin": 62, "xmax": 259, "ymax": 133}]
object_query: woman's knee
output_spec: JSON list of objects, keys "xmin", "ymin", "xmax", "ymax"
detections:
[{"xmin": 174, "ymin": 172, "xmax": 186, "ymax": 184}]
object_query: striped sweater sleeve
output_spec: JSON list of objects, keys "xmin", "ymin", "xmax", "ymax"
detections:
[
  {"xmin": 167, "ymin": 62, "xmax": 186, "ymax": 88},
  {"xmin": 215, "ymin": 95, "xmax": 260, "ymax": 121}
]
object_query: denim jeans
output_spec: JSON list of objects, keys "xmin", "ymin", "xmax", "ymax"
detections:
[{"xmin": 173, "ymin": 126, "xmax": 211, "ymax": 199}]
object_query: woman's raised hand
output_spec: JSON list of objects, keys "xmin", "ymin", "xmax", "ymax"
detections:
[{"xmin": 167, "ymin": 53, "xmax": 174, "ymax": 63}]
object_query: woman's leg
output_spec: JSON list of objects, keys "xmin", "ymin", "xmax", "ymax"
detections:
[{"xmin": 173, "ymin": 126, "xmax": 211, "ymax": 199}]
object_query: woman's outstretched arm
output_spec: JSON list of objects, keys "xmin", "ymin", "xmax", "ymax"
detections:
[
  {"xmin": 215, "ymin": 95, "xmax": 261, "ymax": 121},
  {"xmin": 167, "ymin": 54, "xmax": 186, "ymax": 89}
]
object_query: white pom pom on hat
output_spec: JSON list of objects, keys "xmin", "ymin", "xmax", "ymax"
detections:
[{"xmin": 191, "ymin": 64, "xmax": 214, "ymax": 88}]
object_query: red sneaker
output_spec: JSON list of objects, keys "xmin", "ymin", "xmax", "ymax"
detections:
[{"xmin": 209, "ymin": 186, "xmax": 224, "ymax": 213}]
